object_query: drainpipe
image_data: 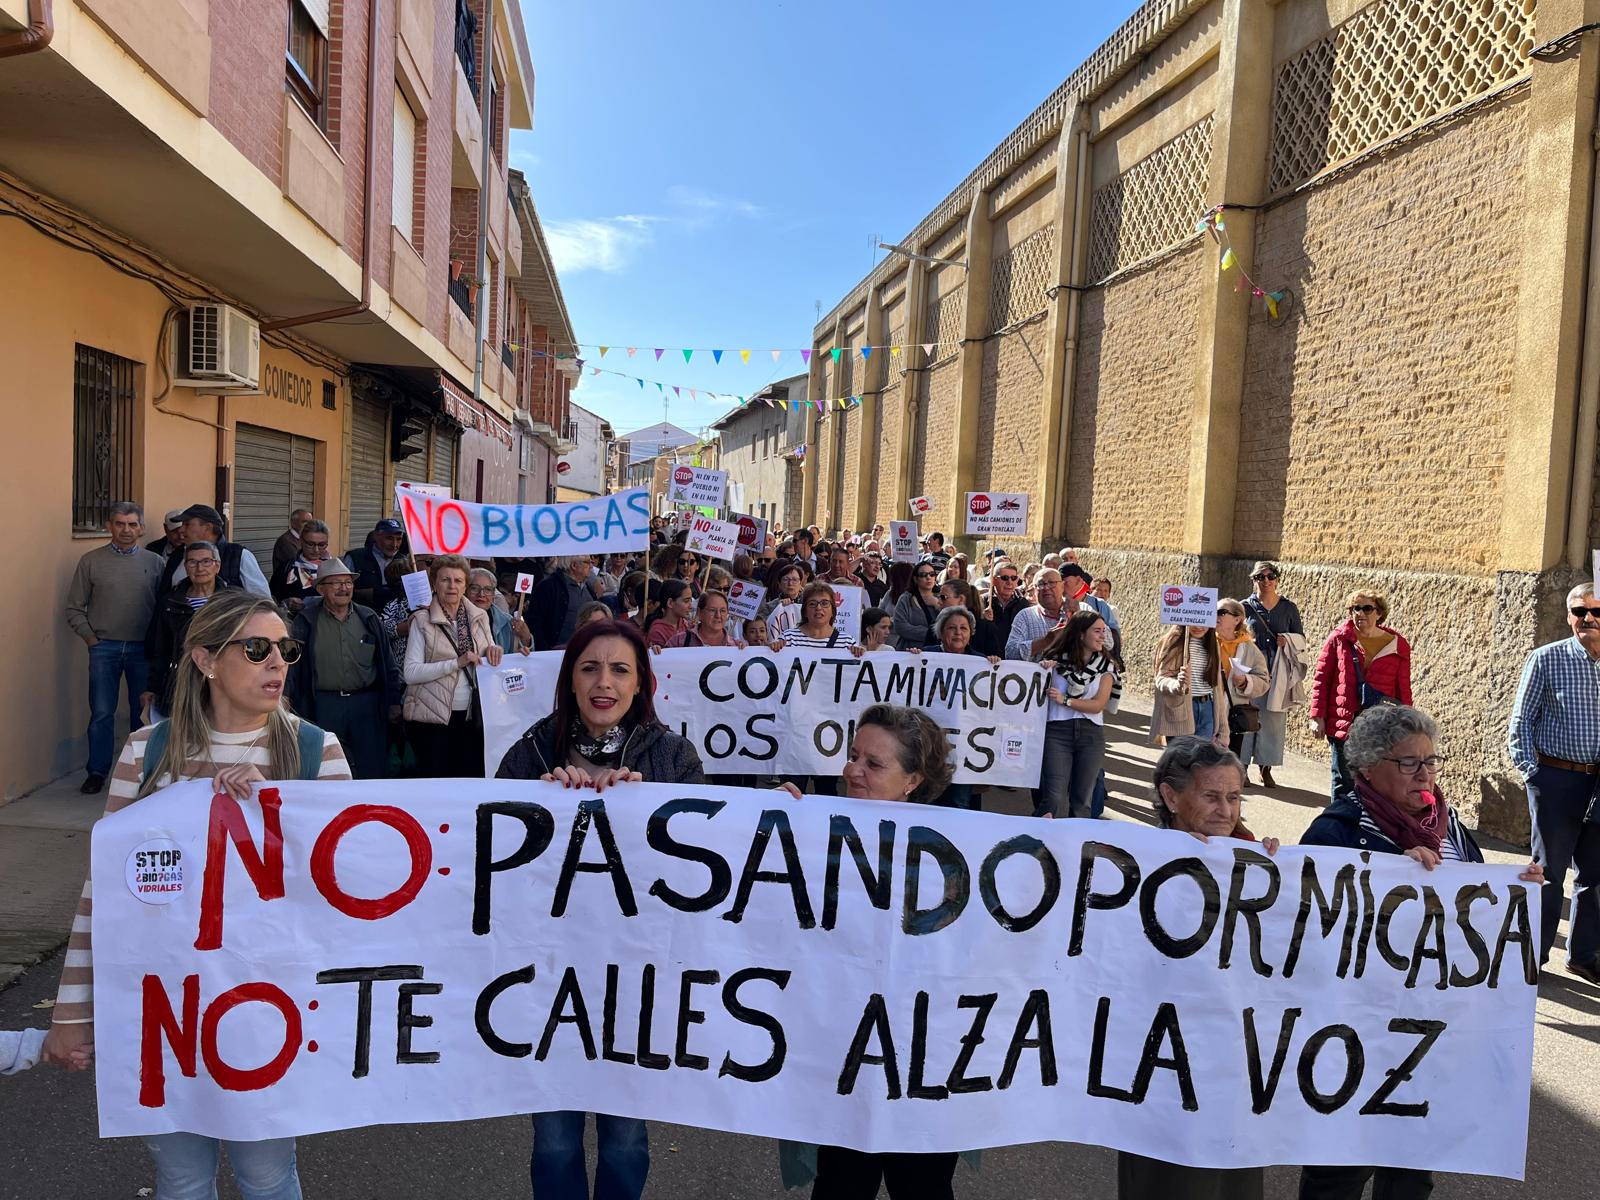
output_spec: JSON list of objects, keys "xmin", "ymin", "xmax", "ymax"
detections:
[
  {"xmin": 1052, "ymin": 125, "xmax": 1090, "ymax": 532},
  {"xmin": 0, "ymin": 0, "xmax": 52, "ymax": 58},
  {"xmin": 262, "ymin": 0, "xmax": 380, "ymax": 331},
  {"xmin": 1569, "ymin": 111, "xmax": 1600, "ymax": 569},
  {"xmin": 472, "ymin": 0, "xmax": 497, "ymax": 407}
]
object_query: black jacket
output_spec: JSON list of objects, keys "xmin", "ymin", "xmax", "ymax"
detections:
[
  {"xmin": 529, "ymin": 570, "xmax": 576, "ymax": 652},
  {"xmin": 161, "ymin": 540, "xmax": 247, "ymax": 597},
  {"xmin": 144, "ymin": 581, "xmax": 231, "ymax": 710},
  {"xmin": 286, "ymin": 598, "xmax": 403, "ymax": 722},
  {"xmin": 495, "ymin": 714, "xmax": 706, "ymax": 784},
  {"xmin": 346, "ymin": 546, "xmax": 398, "ymax": 610},
  {"xmin": 1301, "ymin": 793, "xmax": 1482, "ymax": 862}
]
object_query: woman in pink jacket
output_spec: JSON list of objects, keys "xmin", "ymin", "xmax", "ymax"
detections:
[{"xmin": 1310, "ymin": 588, "xmax": 1412, "ymax": 803}]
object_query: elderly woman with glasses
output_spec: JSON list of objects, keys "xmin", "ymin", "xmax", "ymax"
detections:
[
  {"xmin": 1298, "ymin": 704, "xmax": 1542, "ymax": 1200},
  {"xmin": 1240, "ymin": 561, "xmax": 1305, "ymax": 788},
  {"xmin": 1310, "ymin": 588, "xmax": 1412, "ymax": 803},
  {"xmin": 469, "ymin": 567, "xmax": 531, "ymax": 654}
]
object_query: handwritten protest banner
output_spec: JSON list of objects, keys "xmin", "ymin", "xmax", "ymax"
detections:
[
  {"xmin": 481, "ymin": 649, "xmax": 1049, "ymax": 786},
  {"xmin": 965, "ymin": 492, "xmax": 1029, "ymax": 537},
  {"xmin": 686, "ymin": 516, "xmax": 741, "ymax": 561},
  {"xmin": 1160, "ymin": 585, "xmax": 1219, "ymax": 628},
  {"xmin": 394, "ymin": 487, "xmax": 650, "ymax": 559},
  {"xmin": 667, "ymin": 465, "xmax": 727, "ymax": 508},
  {"xmin": 93, "ymin": 779, "xmax": 1538, "ymax": 1179}
]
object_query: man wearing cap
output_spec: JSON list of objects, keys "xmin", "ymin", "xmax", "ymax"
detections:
[
  {"xmin": 146, "ymin": 510, "xmax": 187, "ymax": 559},
  {"xmin": 287, "ymin": 558, "xmax": 402, "ymax": 779},
  {"xmin": 348, "ymin": 518, "xmax": 406, "ymax": 610},
  {"xmin": 64, "ymin": 501, "xmax": 165, "ymax": 793},
  {"xmin": 272, "ymin": 508, "xmax": 313, "ymax": 581},
  {"xmin": 161, "ymin": 504, "xmax": 271, "ymax": 598}
]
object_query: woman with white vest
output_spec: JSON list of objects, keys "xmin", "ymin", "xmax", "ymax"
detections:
[{"xmin": 403, "ymin": 553, "xmax": 503, "ymax": 776}]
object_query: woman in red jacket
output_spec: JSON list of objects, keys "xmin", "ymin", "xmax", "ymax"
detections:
[{"xmin": 1310, "ymin": 588, "xmax": 1412, "ymax": 803}]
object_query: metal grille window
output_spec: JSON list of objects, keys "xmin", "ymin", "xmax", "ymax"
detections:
[{"xmin": 73, "ymin": 345, "xmax": 138, "ymax": 532}]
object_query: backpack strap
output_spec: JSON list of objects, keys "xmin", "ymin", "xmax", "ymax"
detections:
[
  {"xmin": 826, "ymin": 629, "xmax": 839, "ymax": 648},
  {"xmin": 295, "ymin": 719, "xmax": 327, "ymax": 779},
  {"xmin": 140, "ymin": 721, "xmax": 172, "ymax": 788}
]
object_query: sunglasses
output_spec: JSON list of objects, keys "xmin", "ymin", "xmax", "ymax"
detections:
[
  {"xmin": 995, "ymin": 574, "xmax": 1019, "ymax": 582},
  {"xmin": 1572, "ymin": 606, "xmax": 1600, "ymax": 620},
  {"xmin": 218, "ymin": 637, "xmax": 303, "ymax": 665},
  {"xmin": 1348, "ymin": 604, "xmax": 1377, "ymax": 614},
  {"xmin": 1252, "ymin": 572, "xmax": 1279, "ymax": 582}
]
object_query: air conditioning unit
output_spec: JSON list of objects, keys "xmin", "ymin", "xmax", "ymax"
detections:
[{"xmin": 174, "ymin": 303, "xmax": 260, "ymax": 389}]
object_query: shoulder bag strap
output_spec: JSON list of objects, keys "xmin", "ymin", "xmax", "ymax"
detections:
[
  {"xmin": 140, "ymin": 722, "xmax": 171, "ymax": 787},
  {"xmin": 296, "ymin": 720, "xmax": 327, "ymax": 779}
]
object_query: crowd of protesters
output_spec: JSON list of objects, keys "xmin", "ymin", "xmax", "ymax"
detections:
[{"xmin": 41, "ymin": 497, "xmax": 1600, "ymax": 1200}]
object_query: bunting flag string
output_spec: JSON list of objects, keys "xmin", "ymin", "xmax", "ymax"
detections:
[
  {"xmin": 532, "ymin": 341, "xmax": 962, "ymax": 366},
  {"xmin": 1196, "ymin": 207, "xmax": 1290, "ymax": 321},
  {"xmin": 531, "ymin": 348, "xmax": 882, "ymax": 414}
]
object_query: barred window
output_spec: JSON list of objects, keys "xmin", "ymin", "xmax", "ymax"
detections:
[{"xmin": 73, "ymin": 345, "xmax": 138, "ymax": 532}]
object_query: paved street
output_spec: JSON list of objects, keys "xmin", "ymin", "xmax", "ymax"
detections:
[{"xmin": 3, "ymin": 700, "xmax": 1597, "ymax": 1198}]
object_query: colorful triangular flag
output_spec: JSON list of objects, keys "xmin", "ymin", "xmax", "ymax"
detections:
[
  {"xmin": 626, "ymin": 348, "xmax": 637, "ymax": 358},
  {"xmin": 861, "ymin": 346, "xmax": 873, "ymax": 361},
  {"xmin": 800, "ymin": 349, "xmax": 812, "ymax": 364},
  {"xmin": 1220, "ymin": 247, "xmax": 1236, "ymax": 271},
  {"xmin": 921, "ymin": 343, "xmax": 934, "ymax": 357},
  {"xmin": 598, "ymin": 346, "xmax": 609, "ymax": 357},
  {"xmin": 673, "ymin": 386, "xmax": 680, "ymax": 397},
  {"xmin": 637, "ymin": 378, "xmax": 644, "ymax": 389},
  {"xmin": 891, "ymin": 346, "xmax": 902, "ymax": 358},
  {"xmin": 712, "ymin": 349, "xmax": 723, "ymax": 365},
  {"xmin": 830, "ymin": 347, "xmax": 841, "ymax": 363},
  {"xmin": 739, "ymin": 349, "xmax": 751, "ymax": 364},
  {"xmin": 656, "ymin": 382, "xmax": 663, "ymax": 392},
  {"xmin": 654, "ymin": 348, "xmax": 665, "ymax": 361},
  {"xmin": 771, "ymin": 349, "xmax": 782, "ymax": 364},
  {"xmin": 683, "ymin": 349, "xmax": 694, "ymax": 363}
]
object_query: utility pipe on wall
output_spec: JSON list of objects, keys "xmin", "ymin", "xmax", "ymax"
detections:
[
  {"xmin": 1052, "ymin": 125, "xmax": 1090, "ymax": 534},
  {"xmin": 0, "ymin": 0, "xmax": 52, "ymax": 59},
  {"xmin": 1568, "ymin": 95, "xmax": 1600, "ymax": 570},
  {"xmin": 472, "ymin": 0, "xmax": 497, "ymax": 407}
]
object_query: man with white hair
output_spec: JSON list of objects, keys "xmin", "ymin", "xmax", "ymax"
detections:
[
  {"xmin": 528, "ymin": 555, "xmax": 595, "ymax": 650},
  {"xmin": 1509, "ymin": 582, "xmax": 1600, "ymax": 982}
]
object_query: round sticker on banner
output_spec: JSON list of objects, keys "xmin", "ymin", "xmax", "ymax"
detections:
[
  {"xmin": 1163, "ymin": 587, "xmax": 1186, "ymax": 606},
  {"xmin": 125, "ymin": 838, "xmax": 186, "ymax": 905},
  {"xmin": 502, "ymin": 669, "xmax": 527, "ymax": 695},
  {"xmin": 674, "ymin": 466, "xmax": 694, "ymax": 486},
  {"xmin": 1004, "ymin": 735, "xmax": 1025, "ymax": 761},
  {"xmin": 970, "ymin": 494, "xmax": 991, "ymax": 516}
]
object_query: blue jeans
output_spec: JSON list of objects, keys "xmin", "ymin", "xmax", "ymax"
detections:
[
  {"xmin": 1527, "ymin": 764, "xmax": 1600, "ymax": 967},
  {"xmin": 531, "ymin": 1111, "xmax": 649, "ymax": 1200},
  {"xmin": 143, "ymin": 1133, "xmax": 300, "ymax": 1200},
  {"xmin": 88, "ymin": 638, "xmax": 149, "ymax": 775},
  {"xmin": 1191, "ymin": 696, "xmax": 1215, "ymax": 742}
]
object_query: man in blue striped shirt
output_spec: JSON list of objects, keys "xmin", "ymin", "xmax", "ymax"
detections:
[{"xmin": 1508, "ymin": 582, "xmax": 1600, "ymax": 981}]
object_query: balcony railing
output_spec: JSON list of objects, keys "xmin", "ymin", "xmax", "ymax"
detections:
[
  {"xmin": 448, "ymin": 274, "xmax": 473, "ymax": 319},
  {"xmin": 501, "ymin": 342, "xmax": 516, "ymax": 373},
  {"xmin": 455, "ymin": 0, "xmax": 479, "ymax": 100}
]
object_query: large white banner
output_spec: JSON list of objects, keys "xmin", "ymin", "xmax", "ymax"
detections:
[
  {"xmin": 480, "ymin": 649, "xmax": 1049, "ymax": 786},
  {"xmin": 92, "ymin": 779, "xmax": 1538, "ymax": 1179},
  {"xmin": 395, "ymin": 487, "xmax": 651, "ymax": 559}
]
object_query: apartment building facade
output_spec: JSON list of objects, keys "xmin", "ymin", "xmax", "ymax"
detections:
[{"xmin": 0, "ymin": 0, "xmax": 576, "ymax": 797}]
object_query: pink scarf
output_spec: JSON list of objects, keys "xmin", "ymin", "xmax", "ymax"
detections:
[{"xmin": 1354, "ymin": 777, "xmax": 1444, "ymax": 855}]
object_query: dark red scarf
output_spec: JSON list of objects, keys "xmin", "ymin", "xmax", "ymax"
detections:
[{"xmin": 1354, "ymin": 776, "xmax": 1444, "ymax": 855}]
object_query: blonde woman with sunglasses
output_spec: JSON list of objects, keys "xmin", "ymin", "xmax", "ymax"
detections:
[{"xmin": 41, "ymin": 590, "xmax": 349, "ymax": 1198}]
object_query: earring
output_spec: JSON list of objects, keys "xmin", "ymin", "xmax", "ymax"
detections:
[{"xmin": 207, "ymin": 673, "xmax": 215, "ymax": 680}]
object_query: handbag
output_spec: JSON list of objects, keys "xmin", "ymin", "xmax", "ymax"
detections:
[
  {"xmin": 1223, "ymin": 672, "xmax": 1260, "ymax": 735},
  {"xmin": 1349, "ymin": 644, "xmax": 1398, "ymax": 711}
]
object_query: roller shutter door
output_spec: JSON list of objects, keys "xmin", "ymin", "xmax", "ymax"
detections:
[
  {"xmin": 348, "ymin": 394, "xmax": 388, "ymax": 548},
  {"xmin": 395, "ymin": 437, "xmax": 429, "ymax": 493},
  {"xmin": 430, "ymin": 428, "xmax": 458, "ymax": 493},
  {"xmin": 233, "ymin": 423, "xmax": 316, "ymax": 570}
]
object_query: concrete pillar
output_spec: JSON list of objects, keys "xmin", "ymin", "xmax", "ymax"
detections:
[
  {"xmin": 1181, "ymin": 0, "xmax": 1277, "ymax": 562},
  {"xmin": 1499, "ymin": 0, "xmax": 1600, "ymax": 572},
  {"xmin": 853, "ymin": 286, "xmax": 886, "ymax": 526},
  {"xmin": 951, "ymin": 188, "xmax": 995, "ymax": 552},
  {"xmin": 1036, "ymin": 117, "xmax": 1086, "ymax": 542},
  {"xmin": 893, "ymin": 261, "xmax": 929, "ymax": 520}
]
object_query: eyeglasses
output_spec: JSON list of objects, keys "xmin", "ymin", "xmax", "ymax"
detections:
[
  {"xmin": 1571, "ymin": 606, "xmax": 1600, "ymax": 620},
  {"xmin": 218, "ymin": 637, "xmax": 303, "ymax": 665},
  {"xmin": 466, "ymin": 585, "xmax": 496, "ymax": 596},
  {"xmin": 995, "ymin": 574, "xmax": 1019, "ymax": 583},
  {"xmin": 185, "ymin": 557, "xmax": 219, "ymax": 568},
  {"xmin": 1348, "ymin": 604, "xmax": 1377, "ymax": 614},
  {"xmin": 1252, "ymin": 572, "xmax": 1279, "ymax": 582},
  {"xmin": 1384, "ymin": 755, "xmax": 1445, "ymax": 776}
]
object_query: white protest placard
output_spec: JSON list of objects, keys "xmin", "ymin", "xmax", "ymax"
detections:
[
  {"xmin": 93, "ymin": 777, "xmax": 1539, "ymax": 1182},
  {"xmin": 394, "ymin": 486, "xmax": 651, "ymax": 559},
  {"xmin": 726, "ymin": 580, "xmax": 766, "ymax": 621},
  {"xmin": 828, "ymin": 583, "xmax": 864, "ymax": 642},
  {"xmin": 890, "ymin": 521, "xmax": 920, "ymax": 564},
  {"xmin": 1160, "ymin": 584, "xmax": 1219, "ymax": 628},
  {"xmin": 964, "ymin": 491, "xmax": 1029, "ymax": 536},
  {"xmin": 686, "ymin": 516, "xmax": 741, "ymax": 561},
  {"xmin": 910, "ymin": 495, "xmax": 933, "ymax": 515},
  {"xmin": 766, "ymin": 601, "xmax": 801, "ymax": 644},
  {"xmin": 514, "ymin": 573, "xmax": 535, "ymax": 595},
  {"xmin": 400, "ymin": 570, "xmax": 432, "ymax": 610},
  {"xmin": 667, "ymin": 465, "xmax": 728, "ymax": 508},
  {"xmin": 730, "ymin": 512, "xmax": 768, "ymax": 556},
  {"xmin": 481, "ymin": 649, "xmax": 1045, "ymax": 786}
]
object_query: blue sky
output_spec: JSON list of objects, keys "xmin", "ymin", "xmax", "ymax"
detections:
[{"xmin": 511, "ymin": 1, "xmax": 1139, "ymax": 437}]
